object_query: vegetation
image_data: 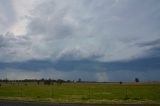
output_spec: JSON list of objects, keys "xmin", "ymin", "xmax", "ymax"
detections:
[
  {"xmin": 135, "ymin": 78, "xmax": 140, "ymax": 83},
  {"xmin": 0, "ymin": 81, "xmax": 160, "ymax": 104}
]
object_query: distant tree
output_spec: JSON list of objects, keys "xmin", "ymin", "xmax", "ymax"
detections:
[
  {"xmin": 66, "ymin": 80, "xmax": 71, "ymax": 83},
  {"xmin": 52, "ymin": 80, "xmax": 56, "ymax": 84},
  {"xmin": 119, "ymin": 81, "xmax": 123, "ymax": 84},
  {"xmin": 135, "ymin": 78, "xmax": 140, "ymax": 83},
  {"xmin": 4, "ymin": 78, "xmax": 8, "ymax": 84},
  {"xmin": 41, "ymin": 78, "xmax": 45, "ymax": 82},
  {"xmin": 57, "ymin": 79, "xmax": 64, "ymax": 85},
  {"xmin": 44, "ymin": 79, "xmax": 52, "ymax": 85},
  {"xmin": 77, "ymin": 78, "xmax": 82, "ymax": 83}
]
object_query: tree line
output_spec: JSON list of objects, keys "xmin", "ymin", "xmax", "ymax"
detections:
[
  {"xmin": 0, "ymin": 77, "xmax": 141, "ymax": 85},
  {"xmin": 0, "ymin": 78, "xmax": 82, "ymax": 85}
]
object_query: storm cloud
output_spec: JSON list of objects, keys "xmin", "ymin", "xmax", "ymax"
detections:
[{"xmin": 0, "ymin": 0, "xmax": 160, "ymax": 81}]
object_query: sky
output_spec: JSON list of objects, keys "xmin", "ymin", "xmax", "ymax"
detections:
[{"xmin": 0, "ymin": 0, "xmax": 160, "ymax": 82}]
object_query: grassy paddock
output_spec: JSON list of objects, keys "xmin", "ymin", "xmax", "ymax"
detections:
[{"xmin": 0, "ymin": 82, "xmax": 160, "ymax": 104}]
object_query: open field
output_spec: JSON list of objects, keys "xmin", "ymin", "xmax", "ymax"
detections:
[{"xmin": 0, "ymin": 82, "xmax": 160, "ymax": 104}]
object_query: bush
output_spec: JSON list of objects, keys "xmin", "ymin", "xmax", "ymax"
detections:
[
  {"xmin": 135, "ymin": 78, "xmax": 140, "ymax": 83},
  {"xmin": 119, "ymin": 81, "xmax": 123, "ymax": 84}
]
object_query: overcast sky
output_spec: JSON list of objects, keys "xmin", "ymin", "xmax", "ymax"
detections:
[{"xmin": 0, "ymin": 0, "xmax": 160, "ymax": 82}]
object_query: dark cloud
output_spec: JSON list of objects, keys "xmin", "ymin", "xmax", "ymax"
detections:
[
  {"xmin": 0, "ymin": 55, "xmax": 160, "ymax": 81},
  {"xmin": 0, "ymin": 55, "xmax": 159, "ymax": 72},
  {"xmin": 138, "ymin": 39, "xmax": 160, "ymax": 47},
  {"xmin": 137, "ymin": 38, "xmax": 160, "ymax": 58}
]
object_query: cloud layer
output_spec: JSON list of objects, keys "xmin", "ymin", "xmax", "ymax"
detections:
[{"xmin": 0, "ymin": 0, "xmax": 160, "ymax": 81}]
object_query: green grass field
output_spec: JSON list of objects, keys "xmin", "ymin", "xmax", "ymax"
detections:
[{"xmin": 0, "ymin": 82, "xmax": 160, "ymax": 104}]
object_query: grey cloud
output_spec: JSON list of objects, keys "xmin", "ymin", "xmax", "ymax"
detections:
[
  {"xmin": 0, "ymin": 0, "xmax": 160, "ymax": 81},
  {"xmin": 27, "ymin": 1, "xmax": 74, "ymax": 39},
  {"xmin": 136, "ymin": 38, "xmax": 160, "ymax": 58},
  {"xmin": 0, "ymin": 32, "xmax": 32, "ymax": 62},
  {"xmin": 0, "ymin": 32, "xmax": 27, "ymax": 47},
  {"xmin": 0, "ymin": 58, "xmax": 160, "ymax": 81},
  {"xmin": 1, "ymin": 55, "xmax": 160, "ymax": 73},
  {"xmin": 0, "ymin": 0, "xmax": 160, "ymax": 63},
  {"xmin": 0, "ymin": 68, "xmax": 97, "ymax": 81},
  {"xmin": 138, "ymin": 39, "xmax": 160, "ymax": 47},
  {"xmin": 24, "ymin": 0, "xmax": 160, "ymax": 62},
  {"xmin": 0, "ymin": 0, "xmax": 16, "ymax": 33},
  {"xmin": 107, "ymin": 70, "xmax": 160, "ymax": 82}
]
